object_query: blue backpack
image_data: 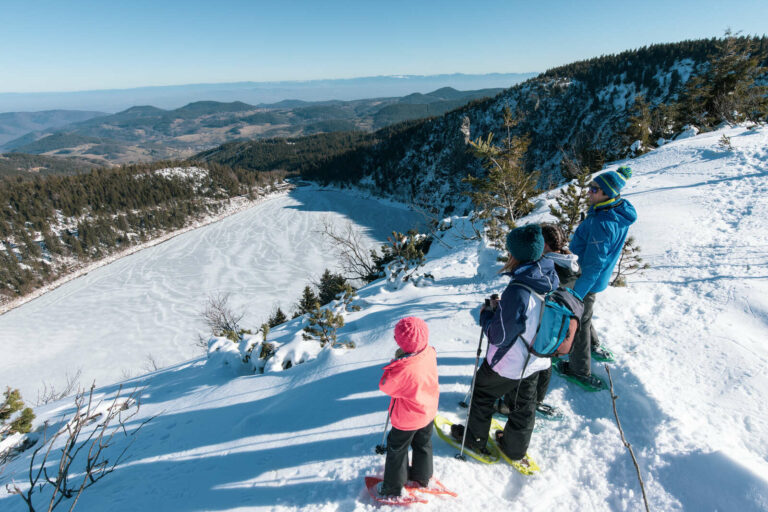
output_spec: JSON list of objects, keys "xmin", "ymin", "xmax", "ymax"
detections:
[{"xmin": 509, "ymin": 284, "xmax": 584, "ymax": 358}]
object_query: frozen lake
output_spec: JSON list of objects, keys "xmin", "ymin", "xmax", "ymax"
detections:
[{"xmin": 0, "ymin": 187, "xmax": 423, "ymax": 399}]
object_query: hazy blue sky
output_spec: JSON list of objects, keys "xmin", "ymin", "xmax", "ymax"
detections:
[{"xmin": 2, "ymin": 0, "xmax": 767, "ymax": 93}]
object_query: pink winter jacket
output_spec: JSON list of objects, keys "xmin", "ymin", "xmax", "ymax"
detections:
[{"xmin": 379, "ymin": 348, "xmax": 439, "ymax": 431}]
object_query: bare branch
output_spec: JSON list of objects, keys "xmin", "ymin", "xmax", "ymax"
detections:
[
  {"xmin": 605, "ymin": 365, "xmax": 651, "ymax": 512},
  {"xmin": 201, "ymin": 292, "xmax": 244, "ymax": 337},
  {"xmin": 8, "ymin": 383, "xmax": 150, "ymax": 512},
  {"xmin": 318, "ymin": 219, "xmax": 378, "ymax": 282},
  {"xmin": 35, "ymin": 369, "xmax": 83, "ymax": 406}
]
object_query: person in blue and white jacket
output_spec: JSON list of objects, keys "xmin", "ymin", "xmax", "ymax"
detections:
[
  {"xmin": 451, "ymin": 224, "xmax": 558, "ymax": 464},
  {"xmin": 557, "ymin": 165, "xmax": 637, "ymax": 389}
]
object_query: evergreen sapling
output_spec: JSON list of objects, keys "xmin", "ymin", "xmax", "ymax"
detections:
[{"xmin": 611, "ymin": 236, "xmax": 651, "ymax": 287}]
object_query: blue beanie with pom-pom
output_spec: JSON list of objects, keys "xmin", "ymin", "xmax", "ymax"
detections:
[
  {"xmin": 506, "ymin": 224, "xmax": 544, "ymax": 263},
  {"xmin": 594, "ymin": 165, "xmax": 632, "ymax": 198}
]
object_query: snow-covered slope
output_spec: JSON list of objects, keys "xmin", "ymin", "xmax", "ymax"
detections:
[
  {"xmin": 0, "ymin": 188, "xmax": 423, "ymax": 400},
  {"xmin": 2, "ymin": 126, "xmax": 767, "ymax": 511}
]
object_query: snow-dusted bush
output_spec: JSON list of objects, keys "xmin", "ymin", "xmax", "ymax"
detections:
[
  {"xmin": 206, "ymin": 336, "xmax": 275, "ymax": 374},
  {"xmin": 374, "ymin": 230, "xmax": 434, "ymax": 290}
]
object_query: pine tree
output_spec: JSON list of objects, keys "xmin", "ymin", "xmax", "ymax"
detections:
[
  {"xmin": 625, "ymin": 94, "xmax": 652, "ymax": 153},
  {"xmin": 679, "ymin": 31, "xmax": 768, "ymax": 128},
  {"xmin": 464, "ymin": 106, "xmax": 539, "ymax": 247},
  {"xmin": 293, "ymin": 286, "xmax": 320, "ymax": 318},
  {"xmin": 549, "ymin": 166, "xmax": 592, "ymax": 238},
  {"xmin": 267, "ymin": 306, "xmax": 287, "ymax": 327},
  {"xmin": 611, "ymin": 236, "xmax": 651, "ymax": 287},
  {"xmin": 317, "ymin": 269, "xmax": 348, "ymax": 305}
]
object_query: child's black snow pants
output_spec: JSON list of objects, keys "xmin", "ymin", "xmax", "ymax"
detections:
[
  {"xmin": 380, "ymin": 421, "xmax": 433, "ymax": 495},
  {"xmin": 466, "ymin": 360, "xmax": 540, "ymax": 460}
]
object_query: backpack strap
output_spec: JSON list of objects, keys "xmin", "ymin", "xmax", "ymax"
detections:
[{"xmin": 507, "ymin": 282, "xmax": 546, "ymax": 351}]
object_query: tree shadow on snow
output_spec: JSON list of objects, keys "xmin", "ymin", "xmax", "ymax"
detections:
[{"xmin": 283, "ymin": 187, "xmax": 424, "ymax": 240}]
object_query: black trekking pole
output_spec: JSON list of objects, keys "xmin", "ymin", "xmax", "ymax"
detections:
[
  {"xmin": 375, "ymin": 401, "xmax": 394, "ymax": 454},
  {"xmin": 458, "ymin": 327, "xmax": 485, "ymax": 408},
  {"xmin": 459, "ymin": 294, "xmax": 497, "ymax": 408},
  {"xmin": 456, "ymin": 327, "xmax": 484, "ymax": 461}
]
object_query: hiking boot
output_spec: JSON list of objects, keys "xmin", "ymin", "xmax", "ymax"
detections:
[
  {"xmin": 406, "ymin": 478, "xmax": 431, "ymax": 488},
  {"xmin": 494, "ymin": 398, "xmax": 510, "ymax": 415},
  {"xmin": 535, "ymin": 402, "xmax": 557, "ymax": 416},
  {"xmin": 450, "ymin": 423, "xmax": 490, "ymax": 455},
  {"xmin": 407, "ymin": 467, "xmax": 430, "ymax": 488},
  {"xmin": 376, "ymin": 482, "xmax": 402, "ymax": 497},
  {"xmin": 556, "ymin": 360, "xmax": 606, "ymax": 391},
  {"xmin": 591, "ymin": 345, "xmax": 615, "ymax": 362},
  {"xmin": 494, "ymin": 430, "xmax": 531, "ymax": 467}
]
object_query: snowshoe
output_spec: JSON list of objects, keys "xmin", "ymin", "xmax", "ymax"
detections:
[
  {"xmin": 535, "ymin": 402, "xmax": 565, "ymax": 420},
  {"xmin": 364, "ymin": 477, "xmax": 428, "ymax": 505},
  {"xmin": 553, "ymin": 360, "xmax": 606, "ymax": 392},
  {"xmin": 433, "ymin": 415, "xmax": 500, "ymax": 464},
  {"xmin": 405, "ymin": 478, "xmax": 457, "ymax": 497},
  {"xmin": 489, "ymin": 419, "xmax": 541, "ymax": 475},
  {"xmin": 591, "ymin": 345, "xmax": 615, "ymax": 362}
]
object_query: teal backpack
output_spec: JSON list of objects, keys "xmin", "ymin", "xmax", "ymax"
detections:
[{"xmin": 509, "ymin": 284, "xmax": 584, "ymax": 358}]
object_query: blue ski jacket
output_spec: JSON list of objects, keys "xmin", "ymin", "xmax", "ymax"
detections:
[
  {"xmin": 479, "ymin": 258, "xmax": 559, "ymax": 377},
  {"xmin": 570, "ymin": 197, "xmax": 637, "ymax": 298}
]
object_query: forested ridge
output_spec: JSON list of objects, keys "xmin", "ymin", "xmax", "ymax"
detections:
[
  {"xmin": 201, "ymin": 36, "xmax": 768, "ymax": 216},
  {"xmin": 0, "ymin": 161, "xmax": 286, "ymax": 302}
]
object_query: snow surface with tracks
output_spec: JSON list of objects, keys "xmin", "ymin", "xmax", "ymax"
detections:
[
  {"xmin": 0, "ymin": 188, "xmax": 423, "ymax": 399},
  {"xmin": 1, "ymin": 125, "xmax": 767, "ymax": 511}
]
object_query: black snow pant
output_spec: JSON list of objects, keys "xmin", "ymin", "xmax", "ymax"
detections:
[
  {"xmin": 569, "ymin": 292, "xmax": 598, "ymax": 376},
  {"xmin": 536, "ymin": 366, "xmax": 552, "ymax": 403},
  {"xmin": 380, "ymin": 421, "xmax": 434, "ymax": 495},
  {"xmin": 466, "ymin": 361, "xmax": 540, "ymax": 460}
]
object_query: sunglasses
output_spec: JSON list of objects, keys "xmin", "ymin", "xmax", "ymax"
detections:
[{"xmin": 588, "ymin": 186, "xmax": 601, "ymax": 194}]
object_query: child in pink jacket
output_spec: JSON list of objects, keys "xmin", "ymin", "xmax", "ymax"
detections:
[{"xmin": 378, "ymin": 316, "xmax": 440, "ymax": 497}]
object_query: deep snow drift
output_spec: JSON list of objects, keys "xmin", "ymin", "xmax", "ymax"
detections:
[
  {"xmin": 0, "ymin": 188, "xmax": 423, "ymax": 400},
  {"xmin": 1, "ymin": 125, "xmax": 767, "ymax": 511}
]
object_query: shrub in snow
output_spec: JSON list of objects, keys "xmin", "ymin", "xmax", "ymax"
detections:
[
  {"xmin": 302, "ymin": 306, "xmax": 354, "ymax": 349},
  {"xmin": 384, "ymin": 258, "xmax": 435, "ymax": 290},
  {"xmin": 201, "ymin": 293, "xmax": 246, "ymax": 342},
  {"xmin": 611, "ymin": 236, "xmax": 651, "ymax": 287},
  {"xmin": 207, "ymin": 336, "xmax": 276, "ymax": 373},
  {"xmin": 0, "ymin": 387, "xmax": 35, "ymax": 439},
  {"xmin": 718, "ymin": 134, "xmax": 734, "ymax": 151},
  {"xmin": 372, "ymin": 230, "xmax": 434, "ymax": 290}
]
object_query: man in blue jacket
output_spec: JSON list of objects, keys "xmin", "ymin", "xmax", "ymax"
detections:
[{"xmin": 557, "ymin": 165, "xmax": 637, "ymax": 390}]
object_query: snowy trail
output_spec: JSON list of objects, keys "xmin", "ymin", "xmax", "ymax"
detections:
[
  {"xmin": 2, "ymin": 126, "xmax": 768, "ymax": 511},
  {"xmin": 0, "ymin": 187, "xmax": 423, "ymax": 399}
]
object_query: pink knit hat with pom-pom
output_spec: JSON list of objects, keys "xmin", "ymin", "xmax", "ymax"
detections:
[{"xmin": 394, "ymin": 317, "xmax": 429, "ymax": 353}]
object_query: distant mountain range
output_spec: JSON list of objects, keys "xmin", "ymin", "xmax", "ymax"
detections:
[
  {"xmin": 0, "ymin": 73, "xmax": 536, "ymax": 113},
  {"xmin": 0, "ymin": 110, "xmax": 106, "ymax": 147},
  {"xmin": 1, "ymin": 87, "xmax": 505, "ymax": 166}
]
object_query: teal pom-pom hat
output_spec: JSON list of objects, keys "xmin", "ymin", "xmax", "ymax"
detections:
[
  {"xmin": 505, "ymin": 224, "xmax": 545, "ymax": 263},
  {"xmin": 593, "ymin": 165, "xmax": 632, "ymax": 198}
]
